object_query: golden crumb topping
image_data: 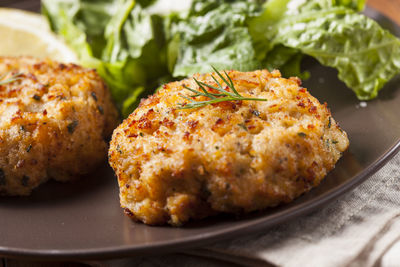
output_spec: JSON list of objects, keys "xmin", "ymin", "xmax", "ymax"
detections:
[{"xmin": 109, "ymin": 69, "xmax": 349, "ymax": 226}]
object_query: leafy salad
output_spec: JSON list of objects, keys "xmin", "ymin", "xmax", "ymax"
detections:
[{"xmin": 42, "ymin": 0, "xmax": 400, "ymax": 117}]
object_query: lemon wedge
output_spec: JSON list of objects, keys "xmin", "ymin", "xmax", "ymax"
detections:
[{"xmin": 0, "ymin": 8, "xmax": 77, "ymax": 62}]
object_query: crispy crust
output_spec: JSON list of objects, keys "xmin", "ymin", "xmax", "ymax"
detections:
[
  {"xmin": 109, "ymin": 69, "xmax": 349, "ymax": 226},
  {"xmin": 0, "ymin": 57, "xmax": 119, "ymax": 196}
]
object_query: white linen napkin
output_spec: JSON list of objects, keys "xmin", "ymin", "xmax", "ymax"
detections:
[{"xmin": 95, "ymin": 151, "xmax": 400, "ymax": 267}]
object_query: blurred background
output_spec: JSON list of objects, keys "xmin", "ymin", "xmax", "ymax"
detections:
[
  {"xmin": 1, "ymin": 0, "xmax": 399, "ymax": 25},
  {"xmin": 2, "ymin": 0, "xmax": 400, "ymax": 25}
]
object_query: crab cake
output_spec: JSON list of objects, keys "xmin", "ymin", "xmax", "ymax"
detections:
[
  {"xmin": 109, "ymin": 69, "xmax": 349, "ymax": 226},
  {"xmin": 0, "ymin": 57, "xmax": 119, "ymax": 196}
]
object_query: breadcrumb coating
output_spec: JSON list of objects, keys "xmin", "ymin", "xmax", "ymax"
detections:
[
  {"xmin": 0, "ymin": 57, "xmax": 119, "ymax": 196},
  {"xmin": 109, "ymin": 69, "xmax": 349, "ymax": 226}
]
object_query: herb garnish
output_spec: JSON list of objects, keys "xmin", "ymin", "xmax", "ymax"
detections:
[
  {"xmin": 0, "ymin": 73, "xmax": 23, "ymax": 85},
  {"xmin": 26, "ymin": 144, "xmax": 32, "ymax": 153},
  {"xmin": 67, "ymin": 120, "xmax": 78, "ymax": 134},
  {"xmin": 298, "ymin": 132, "xmax": 307, "ymax": 138},
  {"xmin": 178, "ymin": 67, "xmax": 267, "ymax": 109},
  {"xmin": 252, "ymin": 110, "xmax": 260, "ymax": 117},
  {"xmin": 91, "ymin": 92, "xmax": 98, "ymax": 101},
  {"xmin": 97, "ymin": 105, "xmax": 104, "ymax": 115},
  {"xmin": 325, "ymin": 139, "xmax": 330, "ymax": 148},
  {"xmin": 238, "ymin": 123, "xmax": 248, "ymax": 131}
]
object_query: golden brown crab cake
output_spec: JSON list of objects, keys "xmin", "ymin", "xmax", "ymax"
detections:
[
  {"xmin": 0, "ymin": 56, "xmax": 119, "ymax": 196},
  {"xmin": 109, "ymin": 69, "xmax": 349, "ymax": 226}
]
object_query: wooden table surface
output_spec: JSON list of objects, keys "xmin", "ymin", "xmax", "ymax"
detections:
[{"xmin": 1, "ymin": 0, "xmax": 399, "ymax": 266}]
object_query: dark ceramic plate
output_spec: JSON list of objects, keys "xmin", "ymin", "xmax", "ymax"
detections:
[{"xmin": 0, "ymin": 4, "xmax": 400, "ymax": 261}]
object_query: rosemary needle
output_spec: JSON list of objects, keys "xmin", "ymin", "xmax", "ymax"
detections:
[
  {"xmin": 178, "ymin": 67, "xmax": 267, "ymax": 109},
  {"xmin": 0, "ymin": 72, "xmax": 23, "ymax": 85}
]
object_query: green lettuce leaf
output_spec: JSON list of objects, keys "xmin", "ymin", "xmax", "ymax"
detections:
[
  {"xmin": 262, "ymin": 45, "xmax": 309, "ymax": 80},
  {"xmin": 43, "ymin": 0, "xmax": 400, "ymax": 114},
  {"xmin": 167, "ymin": 0, "xmax": 263, "ymax": 77},
  {"xmin": 42, "ymin": 0, "xmax": 168, "ymax": 116},
  {"xmin": 250, "ymin": 0, "xmax": 400, "ymax": 100},
  {"xmin": 42, "ymin": 0, "xmax": 117, "ymax": 57}
]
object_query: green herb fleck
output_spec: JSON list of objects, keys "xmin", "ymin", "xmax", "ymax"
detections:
[
  {"xmin": 178, "ymin": 67, "xmax": 267, "ymax": 110},
  {"xmin": 139, "ymin": 132, "xmax": 144, "ymax": 137},
  {"xmin": 32, "ymin": 94, "xmax": 41, "ymax": 101},
  {"xmin": 91, "ymin": 92, "xmax": 98, "ymax": 101},
  {"xmin": 116, "ymin": 145, "xmax": 123, "ymax": 154},
  {"xmin": 238, "ymin": 123, "xmax": 248, "ymax": 131},
  {"xmin": 26, "ymin": 144, "xmax": 32, "ymax": 152},
  {"xmin": 252, "ymin": 110, "xmax": 260, "ymax": 117},
  {"xmin": 328, "ymin": 117, "xmax": 332, "ymax": 128},
  {"xmin": 67, "ymin": 120, "xmax": 78, "ymax": 134},
  {"xmin": 97, "ymin": 105, "xmax": 104, "ymax": 115},
  {"xmin": 298, "ymin": 132, "xmax": 307, "ymax": 138},
  {"xmin": 215, "ymin": 146, "xmax": 219, "ymax": 150},
  {"xmin": 0, "ymin": 72, "xmax": 23, "ymax": 85},
  {"xmin": 332, "ymin": 140, "xmax": 339, "ymax": 144}
]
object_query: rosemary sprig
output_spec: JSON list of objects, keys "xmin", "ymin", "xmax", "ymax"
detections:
[
  {"xmin": 178, "ymin": 66, "xmax": 267, "ymax": 109},
  {"xmin": 0, "ymin": 73, "xmax": 23, "ymax": 85}
]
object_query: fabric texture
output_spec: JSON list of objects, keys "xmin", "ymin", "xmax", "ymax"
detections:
[{"xmin": 94, "ymin": 151, "xmax": 400, "ymax": 267}]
